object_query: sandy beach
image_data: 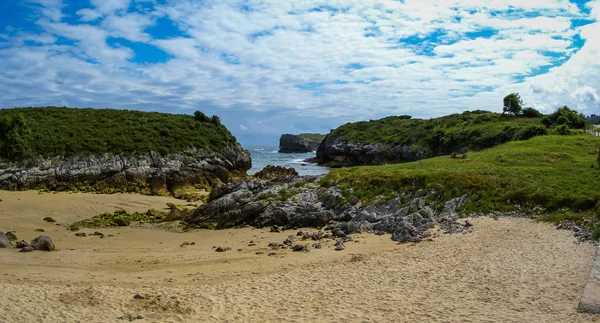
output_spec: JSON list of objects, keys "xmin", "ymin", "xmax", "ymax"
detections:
[{"xmin": 0, "ymin": 191, "xmax": 598, "ymax": 322}]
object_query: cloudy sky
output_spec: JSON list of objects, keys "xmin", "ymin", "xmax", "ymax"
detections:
[{"xmin": 1, "ymin": 0, "xmax": 599, "ymax": 145}]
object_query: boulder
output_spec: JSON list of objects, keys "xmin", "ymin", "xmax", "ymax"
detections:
[
  {"xmin": 5, "ymin": 232, "xmax": 17, "ymax": 241},
  {"xmin": 29, "ymin": 236, "xmax": 55, "ymax": 251},
  {"xmin": 16, "ymin": 240, "xmax": 28, "ymax": 248},
  {"xmin": 0, "ymin": 232, "xmax": 12, "ymax": 248},
  {"xmin": 254, "ymin": 165, "xmax": 298, "ymax": 182}
]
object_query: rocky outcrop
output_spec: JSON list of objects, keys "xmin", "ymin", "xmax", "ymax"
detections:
[
  {"xmin": 0, "ymin": 232, "xmax": 12, "ymax": 248},
  {"xmin": 187, "ymin": 177, "xmax": 469, "ymax": 243},
  {"xmin": 0, "ymin": 145, "xmax": 251, "ymax": 194},
  {"xmin": 279, "ymin": 134, "xmax": 322, "ymax": 153},
  {"xmin": 254, "ymin": 165, "xmax": 298, "ymax": 182},
  {"xmin": 315, "ymin": 133, "xmax": 431, "ymax": 167}
]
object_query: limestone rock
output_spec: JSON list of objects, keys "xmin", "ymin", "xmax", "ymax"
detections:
[
  {"xmin": 30, "ymin": 236, "xmax": 55, "ymax": 251},
  {"xmin": 0, "ymin": 232, "xmax": 12, "ymax": 248}
]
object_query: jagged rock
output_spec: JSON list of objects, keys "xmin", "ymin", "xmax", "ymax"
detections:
[
  {"xmin": 15, "ymin": 240, "xmax": 28, "ymax": 248},
  {"xmin": 313, "ymin": 242, "xmax": 322, "ymax": 249},
  {"xmin": 30, "ymin": 236, "xmax": 55, "ymax": 251},
  {"xmin": 5, "ymin": 232, "xmax": 17, "ymax": 241},
  {"xmin": 0, "ymin": 232, "xmax": 12, "ymax": 248},
  {"xmin": 440, "ymin": 195, "xmax": 468, "ymax": 216},
  {"xmin": 255, "ymin": 165, "xmax": 298, "ymax": 182},
  {"xmin": 0, "ymin": 146, "xmax": 251, "ymax": 193}
]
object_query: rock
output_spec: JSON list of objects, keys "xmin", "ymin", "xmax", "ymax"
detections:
[
  {"xmin": 15, "ymin": 240, "xmax": 28, "ymax": 248},
  {"xmin": 464, "ymin": 220, "xmax": 473, "ymax": 227},
  {"xmin": 180, "ymin": 241, "xmax": 191, "ymax": 247},
  {"xmin": 0, "ymin": 232, "xmax": 12, "ymax": 248},
  {"xmin": 75, "ymin": 232, "xmax": 87, "ymax": 237},
  {"xmin": 279, "ymin": 134, "xmax": 322, "ymax": 153},
  {"xmin": 270, "ymin": 225, "xmax": 280, "ymax": 233},
  {"xmin": 312, "ymin": 242, "xmax": 322, "ymax": 249},
  {"xmin": 118, "ymin": 314, "xmax": 145, "ymax": 321},
  {"xmin": 268, "ymin": 242, "xmax": 280, "ymax": 249},
  {"xmin": 34, "ymin": 228, "xmax": 45, "ymax": 232},
  {"xmin": 334, "ymin": 244, "xmax": 345, "ymax": 251},
  {"xmin": 254, "ymin": 165, "xmax": 298, "ymax": 182},
  {"xmin": 283, "ymin": 236, "xmax": 294, "ymax": 246},
  {"xmin": 133, "ymin": 294, "xmax": 145, "ymax": 300},
  {"xmin": 268, "ymin": 252, "xmax": 277, "ymax": 256},
  {"xmin": 215, "ymin": 247, "xmax": 230, "ymax": 252},
  {"xmin": 332, "ymin": 228, "xmax": 347, "ymax": 238},
  {"xmin": 30, "ymin": 236, "xmax": 55, "ymax": 251},
  {"xmin": 255, "ymin": 251, "xmax": 264, "ymax": 255},
  {"xmin": 292, "ymin": 244, "xmax": 308, "ymax": 252},
  {"xmin": 19, "ymin": 246, "xmax": 34, "ymax": 252},
  {"xmin": 247, "ymin": 243, "xmax": 256, "ymax": 246},
  {"xmin": 5, "ymin": 232, "xmax": 17, "ymax": 241},
  {"xmin": 93, "ymin": 231, "xmax": 104, "ymax": 237},
  {"xmin": 237, "ymin": 248, "xmax": 243, "ymax": 252}
]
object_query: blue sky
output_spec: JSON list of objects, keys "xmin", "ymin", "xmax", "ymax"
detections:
[{"xmin": 1, "ymin": 0, "xmax": 600, "ymax": 146}]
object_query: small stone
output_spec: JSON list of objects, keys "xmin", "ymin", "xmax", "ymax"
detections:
[
  {"xmin": 237, "ymin": 248, "xmax": 243, "ymax": 252},
  {"xmin": 93, "ymin": 231, "xmax": 104, "ymax": 237},
  {"xmin": 312, "ymin": 242, "xmax": 322, "ymax": 249},
  {"xmin": 334, "ymin": 244, "xmax": 345, "ymax": 251},
  {"xmin": 247, "ymin": 243, "xmax": 256, "ymax": 246},
  {"xmin": 20, "ymin": 246, "xmax": 34, "ymax": 252},
  {"xmin": 75, "ymin": 232, "xmax": 87, "ymax": 237},
  {"xmin": 15, "ymin": 240, "xmax": 28, "ymax": 248},
  {"xmin": 296, "ymin": 231, "xmax": 304, "ymax": 236},
  {"xmin": 180, "ymin": 242, "xmax": 190, "ymax": 247},
  {"xmin": 464, "ymin": 220, "xmax": 473, "ymax": 227},
  {"xmin": 255, "ymin": 252, "xmax": 264, "ymax": 255},
  {"xmin": 283, "ymin": 235, "xmax": 294, "ymax": 245},
  {"xmin": 292, "ymin": 244, "xmax": 308, "ymax": 252},
  {"xmin": 30, "ymin": 236, "xmax": 55, "ymax": 251},
  {"xmin": 34, "ymin": 229, "xmax": 45, "ymax": 232},
  {"xmin": 270, "ymin": 225, "xmax": 280, "ymax": 233},
  {"xmin": 190, "ymin": 242, "xmax": 195, "ymax": 245},
  {"xmin": 268, "ymin": 252, "xmax": 277, "ymax": 256},
  {"xmin": 215, "ymin": 247, "xmax": 230, "ymax": 252},
  {"xmin": 133, "ymin": 293, "xmax": 145, "ymax": 300},
  {"xmin": 332, "ymin": 228, "xmax": 346, "ymax": 238}
]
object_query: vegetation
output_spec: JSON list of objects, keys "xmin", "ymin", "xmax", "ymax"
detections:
[
  {"xmin": 43, "ymin": 216, "xmax": 56, "ymax": 223},
  {"xmin": 329, "ymin": 110, "xmax": 550, "ymax": 155},
  {"xmin": 541, "ymin": 106, "xmax": 586, "ymax": 130},
  {"xmin": 503, "ymin": 93, "xmax": 523, "ymax": 115},
  {"xmin": 326, "ymin": 135, "xmax": 600, "ymax": 221},
  {"xmin": 0, "ymin": 107, "xmax": 237, "ymax": 161},
  {"xmin": 298, "ymin": 133, "xmax": 326, "ymax": 142},
  {"xmin": 70, "ymin": 209, "xmax": 170, "ymax": 229}
]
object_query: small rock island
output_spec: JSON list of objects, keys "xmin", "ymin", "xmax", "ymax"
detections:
[{"xmin": 278, "ymin": 133, "xmax": 325, "ymax": 153}]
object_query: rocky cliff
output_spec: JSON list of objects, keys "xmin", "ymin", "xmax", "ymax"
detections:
[
  {"xmin": 315, "ymin": 133, "xmax": 430, "ymax": 167},
  {"xmin": 0, "ymin": 145, "xmax": 251, "ymax": 194},
  {"xmin": 279, "ymin": 134, "xmax": 324, "ymax": 153}
]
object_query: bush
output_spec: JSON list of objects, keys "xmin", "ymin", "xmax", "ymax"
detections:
[
  {"xmin": 521, "ymin": 108, "xmax": 542, "ymax": 118},
  {"xmin": 541, "ymin": 106, "xmax": 585, "ymax": 129}
]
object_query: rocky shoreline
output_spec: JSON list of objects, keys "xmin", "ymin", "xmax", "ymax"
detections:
[{"xmin": 0, "ymin": 145, "xmax": 251, "ymax": 196}]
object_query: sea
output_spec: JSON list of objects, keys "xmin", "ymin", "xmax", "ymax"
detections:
[{"xmin": 246, "ymin": 146, "xmax": 330, "ymax": 176}]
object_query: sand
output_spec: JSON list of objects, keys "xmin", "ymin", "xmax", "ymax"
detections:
[{"xmin": 0, "ymin": 191, "xmax": 598, "ymax": 322}]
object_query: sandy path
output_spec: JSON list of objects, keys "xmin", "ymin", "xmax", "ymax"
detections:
[{"xmin": 0, "ymin": 191, "xmax": 598, "ymax": 322}]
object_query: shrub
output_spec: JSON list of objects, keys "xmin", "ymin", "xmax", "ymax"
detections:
[{"xmin": 521, "ymin": 107, "xmax": 543, "ymax": 118}]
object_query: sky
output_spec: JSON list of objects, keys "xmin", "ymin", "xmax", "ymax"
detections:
[{"xmin": 1, "ymin": 0, "xmax": 600, "ymax": 146}]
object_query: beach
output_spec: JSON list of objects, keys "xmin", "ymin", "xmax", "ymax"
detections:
[{"xmin": 0, "ymin": 191, "xmax": 598, "ymax": 322}]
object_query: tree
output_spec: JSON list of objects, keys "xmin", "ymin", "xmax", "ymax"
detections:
[
  {"xmin": 0, "ymin": 113, "xmax": 32, "ymax": 160},
  {"xmin": 503, "ymin": 93, "xmax": 523, "ymax": 115}
]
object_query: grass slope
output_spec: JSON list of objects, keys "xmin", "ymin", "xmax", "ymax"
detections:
[
  {"xmin": 328, "ymin": 135, "xmax": 600, "ymax": 217},
  {"xmin": 330, "ymin": 111, "xmax": 547, "ymax": 155},
  {"xmin": 0, "ymin": 107, "xmax": 237, "ymax": 160}
]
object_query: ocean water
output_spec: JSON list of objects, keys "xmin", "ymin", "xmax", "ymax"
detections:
[{"xmin": 246, "ymin": 146, "xmax": 330, "ymax": 176}]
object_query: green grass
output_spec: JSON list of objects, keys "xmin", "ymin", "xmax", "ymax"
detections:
[
  {"xmin": 327, "ymin": 135, "xmax": 600, "ymax": 216},
  {"xmin": 0, "ymin": 106, "xmax": 238, "ymax": 161},
  {"xmin": 328, "ymin": 110, "xmax": 554, "ymax": 156}
]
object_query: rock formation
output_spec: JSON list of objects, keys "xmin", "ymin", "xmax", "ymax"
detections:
[
  {"xmin": 279, "ymin": 134, "xmax": 323, "ymax": 153},
  {"xmin": 187, "ymin": 176, "xmax": 469, "ymax": 243},
  {"xmin": 315, "ymin": 133, "xmax": 430, "ymax": 167},
  {"xmin": 0, "ymin": 145, "xmax": 251, "ymax": 194}
]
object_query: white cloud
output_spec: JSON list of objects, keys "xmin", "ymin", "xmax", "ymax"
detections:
[{"xmin": 2, "ymin": 0, "xmax": 600, "ymax": 143}]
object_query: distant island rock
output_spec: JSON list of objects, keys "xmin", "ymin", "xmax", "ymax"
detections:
[{"xmin": 279, "ymin": 133, "xmax": 325, "ymax": 153}]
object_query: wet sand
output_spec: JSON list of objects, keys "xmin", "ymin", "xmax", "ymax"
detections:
[{"xmin": 0, "ymin": 191, "xmax": 598, "ymax": 322}]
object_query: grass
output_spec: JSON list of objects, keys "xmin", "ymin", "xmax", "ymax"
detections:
[
  {"xmin": 327, "ymin": 135, "xmax": 600, "ymax": 218},
  {"xmin": 298, "ymin": 133, "xmax": 326, "ymax": 142},
  {"xmin": 0, "ymin": 106, "xmax": 238, "ymax": 161}
]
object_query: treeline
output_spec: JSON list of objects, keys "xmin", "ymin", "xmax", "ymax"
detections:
[{"xmin": 0, "ymin": 107, "xmax": 237, "ymax": 161}]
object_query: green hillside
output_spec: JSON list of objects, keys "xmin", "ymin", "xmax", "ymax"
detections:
[
  {"xmin": 327, "ymin": 134, "xmax": 600, "ymax": 219},
  {"xmin": 298, "ymin": 133, "xmax": 326, "ymax": 142},
  {"xmin": 0, "ymin": 107, "xmax": 237, "ymax": 161},
  {"xmin": 328, "ymin": 109, "xmax": 584, "ymax": 156}
]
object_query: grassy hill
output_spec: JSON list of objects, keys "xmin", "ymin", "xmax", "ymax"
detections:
[
  {"xmin": 326, "ymin": 134, "xmax": 600, "ymax": 222},
  {"xmin": 0, "ymin": 107, "xmax": 238, "ymax": 161},
  {"xmin": 329, "ymin": 111, "xmax": 551, "ymax": 155}
]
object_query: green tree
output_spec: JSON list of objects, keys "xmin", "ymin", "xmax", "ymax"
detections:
[
  {"xmin": 503, "ymin": 93, "xmax": 523, "ymax": 115},
  {"xmin": 521, "ymin": 107, "xmax": 542, "ymax": 118},
  {"xmin": 0, "ymin": 113, "xmax": 32, "ymax": 160}
]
